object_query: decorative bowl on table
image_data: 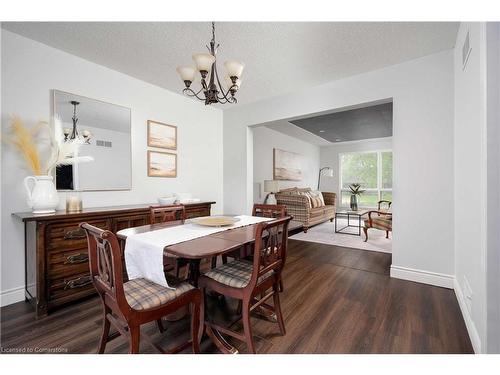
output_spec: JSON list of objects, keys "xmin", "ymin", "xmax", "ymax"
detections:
[
  {"xmin": 191, "ymin": 216, "xmax": 240, "ymax": 227},
  {"xmin": 158, "ymin": 196, "xmax": 177, "ymax": 205}
]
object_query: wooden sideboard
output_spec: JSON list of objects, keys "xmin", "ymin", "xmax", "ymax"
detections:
[{"xmin": 13, "ymin": 202, "xmax": 215, "ymax": 318}]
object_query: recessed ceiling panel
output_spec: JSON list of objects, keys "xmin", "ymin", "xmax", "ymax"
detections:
[{"xmin": 290, "ymin": 102, "xmax": 393, "ymax": 142}]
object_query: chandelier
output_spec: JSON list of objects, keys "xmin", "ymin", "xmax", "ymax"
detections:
[
  {"xmin": 176, "ymin": 22, "xmax": 244, "ymax": 105},
  {"xmin": 63, "ymin": 101, "xmax": 91, "ymax": 144}
]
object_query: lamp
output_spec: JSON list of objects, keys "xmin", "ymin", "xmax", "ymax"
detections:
[
  {"xmin": 317, "ymin": 167, "xmax": 334, "ymax": 190},
  {"xmin": 263, "ymin": 180, "xmax": 279, "ymax": 204}
]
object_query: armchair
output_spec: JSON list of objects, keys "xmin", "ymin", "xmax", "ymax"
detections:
[{"xmin": 363, "ymin": 200, "xmax": 392, "ymax": 242}]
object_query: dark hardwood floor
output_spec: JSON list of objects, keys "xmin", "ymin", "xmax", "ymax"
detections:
[{"xmin": 0, "ymin": 240, "xmax": 473, "ymax": 354}]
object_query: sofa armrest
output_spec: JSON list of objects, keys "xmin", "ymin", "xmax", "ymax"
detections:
[{"xmin": 321, "ymin": 192, "xmax": 336, "ymax": 206}]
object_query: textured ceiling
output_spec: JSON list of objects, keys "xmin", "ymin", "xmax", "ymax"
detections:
[
  {"xmin": 290, "ymin": 102, "xmax": 393, "ymax": 143},
  {"xmin": 2, "ymin": 22, "xmax": 459, "ymax": 106}
]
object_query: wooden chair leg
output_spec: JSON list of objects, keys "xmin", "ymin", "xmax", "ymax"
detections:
[
  {"xmin": 156, "ymin": 319, "xmax": 165, "ymax": 333},
  {"xmin": 363, "ymin": 227, "xmax": 368, "ymax": 242},
  {"xmin": 236, "ymin": 299, "xmax": 243, "ymax": 315},
  {"xmin": 386, "ymin": 230, "xmax": 389, "ymax": 239},
  {"xmin": 97, "ymin": 310, "xmax": 111, "ymax": 354},
  {"xmin": 242, "ymin": 299, "xmax": 256, "ymax": 354},
  {"xmin": 211, "ymin": 257, "xmax": 218, "ymax": 268},
  {"xmin": 279, "ymin": 279, "xmax": 284, "ymax": 293},
  {"xmin": 191, "ymin": 297, "xmax": 201, "ymax": 354},
  {"xmin": 273, "ymin": 284, "xmax": 286, "ymax": 336},
  {"xmin": 128, "ymin": 326, "xmax": 141, "ymax": 354}
]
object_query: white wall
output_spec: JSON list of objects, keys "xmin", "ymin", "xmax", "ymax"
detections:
[
  {"xmin": 486, "ymin": 22, "xmax": 500, "ymax": 354},
  {"xmin": 252, "ymin": 126, "xmax": 320, "ymax": 202},
  {"xmin": 453, "ymin": 22, "xmax": 488, "ymax": 353},
  {"xmin": 319, "ymin": 137, "xmax": 393, "ymax": 207},
  {"xmin": 453, "ymin": 22, "xmax": 500, "ymax": 354},
  {"xmin": 224, "ymin": 50, "xmax": 455, "ymax": 287},
  {"xmin": 0, "ymin": 31, "xmax": 223, "ymax": 306}
]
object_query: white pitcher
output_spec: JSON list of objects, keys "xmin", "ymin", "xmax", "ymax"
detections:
[{"xmin": 23, "ymin": 175, "xmax": 59, "ymax": 214}]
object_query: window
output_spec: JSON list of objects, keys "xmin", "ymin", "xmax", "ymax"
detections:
[{"xmin": 339, "ymin": 150, "xmax": 392, "ymax": 208}]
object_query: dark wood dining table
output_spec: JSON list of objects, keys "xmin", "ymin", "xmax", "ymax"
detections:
[{"xmin": 117, "ymin": 218, "xmax": 301, "ymax": 353}]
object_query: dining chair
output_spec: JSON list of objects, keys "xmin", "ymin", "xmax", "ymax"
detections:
[
  {"xmin": 150, "ymin": 205, "xmax": 189, "ymax": 280},
  {"xmin": 252, "ymin": 203, "xmax": 287, "ymax": 218},
  {"xmin": 80, "ymin": 222, "xmax": 201, "ymax": 354},
  {"xmin": 221, "ymin": 204, "xmax": 287, "ymax": 265},
  {"xmin": 251, "ymin": 204, "xmax": 287, "ymax": 293},
  {"xmin": 150, "ymin": 204, "xmax": 186, "ymax": 224},
  {"xmin": 199, "ymin": 216, "xmax": 292, "ymax": 353}
]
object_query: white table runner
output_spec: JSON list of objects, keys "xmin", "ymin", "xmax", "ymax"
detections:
[{"xmin": 120, "ymin": 215, "xmax": 272, "ymax": 288}]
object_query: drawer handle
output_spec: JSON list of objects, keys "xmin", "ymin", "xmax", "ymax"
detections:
[
  {"xmin": 64, "ymin": 228, "xmax": 86, "ymax": 240},
  {"xmin": 64, "ymin": 276, "xmax": 92, "ymax": 290},
  {"xmin": 64, "ymin": 253, "xmax": 88, "ymax": 264}
]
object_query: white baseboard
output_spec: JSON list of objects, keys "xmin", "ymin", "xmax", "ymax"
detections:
[
  {"xmin": 454, "ymin": 278, "xmax": 481, "ymax": 353},
  {"xmin": 0, "ymin": 286, "xmax": 25, "ymax": 307},
  {"xmin": 390, "ymin": 265, "xmax": 454, "ymax": 289}
]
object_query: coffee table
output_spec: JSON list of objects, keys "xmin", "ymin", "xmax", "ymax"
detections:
[{"xmin": 335, "ymin": 210, "xmax": 367, "ymax": 236}]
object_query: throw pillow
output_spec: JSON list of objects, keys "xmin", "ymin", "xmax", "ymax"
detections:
[{"xmin": 310, "ymin": 190, "xmax": 325, "ymax": 207}]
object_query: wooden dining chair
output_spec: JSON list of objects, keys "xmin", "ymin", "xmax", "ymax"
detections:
[
  {"xmin": 81, "ymin": 222, "xmax": 201, "ymax": 354},
  {"xmin": 252, "ymin": 203, "xmax": 287, "ymax": 218},
  {"xmin": 251, "ymin": 204, "xmax": 287, "ymax": 293},
  {"xmin": 150, "ymin": 204, "xmax": 186, "ymax": 224},
  {"xmin": 150, "ymin": 205, "xmax": 188, "ymax": 279},
  {"xmin": 199, "ymin": 216, "xmax": 292, "ymax": 354},
  {"xmin": 221, "ymin": 204, "xmax": 288, "ymax": 269}
]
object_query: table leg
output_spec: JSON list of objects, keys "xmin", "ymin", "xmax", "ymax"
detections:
[
  {"xmin": 205, "ymin": 325, "xmax": 239, "ymax": 354},
  {"xmin": 187, "ymin": 259, "xmax": 201, "ymax": 287}
]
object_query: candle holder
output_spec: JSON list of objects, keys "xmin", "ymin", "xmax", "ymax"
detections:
[{"xmin": 66, "ymin": 191, "xmax": 83, "ymax": 213}]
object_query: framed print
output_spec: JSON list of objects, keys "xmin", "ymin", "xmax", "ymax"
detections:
[
  {"xmin": 147, "ymin": 120, "xmax": 177, "ymax": 150},
  {"xmin": 273, "ymin": 148, "xmax": 302, "ymax": 181},
  {"xmin": 147, "ymin": 150, "xmax": 177, "ymax": 178}
]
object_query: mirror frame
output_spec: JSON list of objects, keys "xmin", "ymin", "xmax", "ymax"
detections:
[{"xmin": 51, "ymin": 89, "xmax": 133, "ymax": 192}]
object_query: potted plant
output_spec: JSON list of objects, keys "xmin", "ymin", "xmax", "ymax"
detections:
[{"xmin": 348, "ymin": 183, "xmax": 365, "ymax": 211}]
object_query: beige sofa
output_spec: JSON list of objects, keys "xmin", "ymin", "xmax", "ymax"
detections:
[{"xmin": 275, "ymin": 187, "xmax": 336, "ymax": 232}]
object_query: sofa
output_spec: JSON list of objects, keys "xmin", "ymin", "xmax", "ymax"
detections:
[{"xmin": 275, "ymin": 187, "xmax": 336, "ymax": 232}]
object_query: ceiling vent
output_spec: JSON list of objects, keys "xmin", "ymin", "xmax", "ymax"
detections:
[
  {"xmin": 462, "ymin": 30, "xmax": 472, "ymax": 70},
  {"xmin": 96, "ymin": 140, "xmax": 112, "ymax": 148}
]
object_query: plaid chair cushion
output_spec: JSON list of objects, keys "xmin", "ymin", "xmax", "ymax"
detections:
[
  {"xmin": 124, "ymin": 278, "xmax": 194, "ymax": 310},
  {"xmin": 364, "ymin": 216, "xmax": 392, "ymax": 231},
  {"xmin": 203, "ymin": 259, "xmax": 273, "ymax": 288}
]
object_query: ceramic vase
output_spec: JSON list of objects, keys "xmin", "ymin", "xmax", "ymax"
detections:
[{"xmin": 23, "ymin": 175, "xmax": 59, "ymax": 214}]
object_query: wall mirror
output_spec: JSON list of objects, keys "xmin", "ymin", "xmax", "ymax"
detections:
[{"xmin": 52, "ymin": 90, "xmax": 132, "ymax": 191}]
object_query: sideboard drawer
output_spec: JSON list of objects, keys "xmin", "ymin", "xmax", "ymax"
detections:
[
  {"xmin": 185, "ymin": 208, "xmax": 210, "ymax": 219},
  {"xmin": 46, "ymin": 219, "xmax": 110, "ymax": 251},
  {"xmin": 48, "ymin": 271, "xmax": 95, "ymax": 303},
  {"xmin": 47, "ymin": 248, "xmax": 90, "ymax": 279}
]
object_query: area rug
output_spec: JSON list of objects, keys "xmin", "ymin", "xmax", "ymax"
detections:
[{"xmin": 290, "ymin": 218, "xmax": 392, "ymax": 253}]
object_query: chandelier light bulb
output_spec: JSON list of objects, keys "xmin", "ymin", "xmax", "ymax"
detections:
[
  {"xmin": 224, "ymin": 60, "xmax": 245, "ymax": 79},
  {"xmin": 192, "ymin": 53, "xmax": 216, "ymax": 73},
  {"xmin": 176, "ymin": 66, "xmax": 197, "ymax": 83}
]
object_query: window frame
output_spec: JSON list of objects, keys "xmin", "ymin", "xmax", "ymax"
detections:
[{"xmin": 338, "ymin": 149, "xmax": 392, "ymax": 209}]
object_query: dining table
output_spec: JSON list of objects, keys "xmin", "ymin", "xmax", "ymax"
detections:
[{"xmin": 117, "ymin": 216, "xmax": 301, "ymax": 354}]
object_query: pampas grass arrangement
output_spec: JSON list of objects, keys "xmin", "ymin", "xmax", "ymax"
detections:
[
  {"xmin": 3, "ymin": 115, "xmax": 94, "ymax": 175},
  {"xmin": 7, "ymin": 116, "xmax": 44, "ymax": 175}
]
